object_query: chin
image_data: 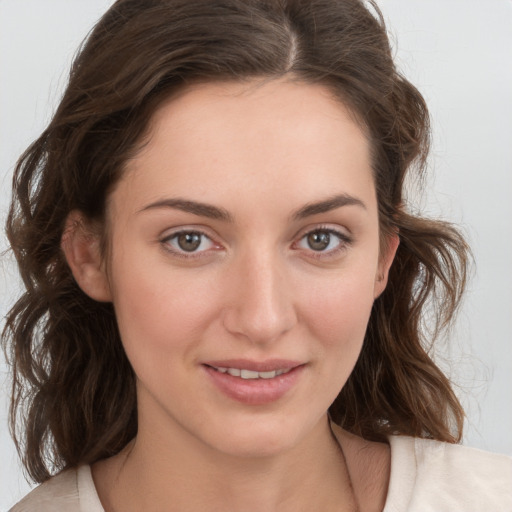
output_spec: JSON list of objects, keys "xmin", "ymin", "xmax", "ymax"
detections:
[
  {"xmin": 213, "ymin": 432, "xmax": 298, "ymax": 459},
  {"xmin": 200, "ymin": 411, "xmax": 321, "ymax": 459}
]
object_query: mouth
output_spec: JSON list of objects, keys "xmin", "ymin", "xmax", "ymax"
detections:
[
  {"xmin": 202, "ymin": 360, "xmax": 305, "ymax": 405},
  {"xmin": 206, "ymin": 365, "xmax": 293, "ymax": 380}
]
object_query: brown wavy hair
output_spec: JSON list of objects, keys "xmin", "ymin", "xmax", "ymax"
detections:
[{"xmin": 3, "ymin": 0, "xmax": 469, "ymax": 483}]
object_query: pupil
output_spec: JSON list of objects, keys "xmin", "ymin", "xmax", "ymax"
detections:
[
  {"xmin": 308, "ymin": 231, "xmax": 330, "ymax": 251},
  {"xmin": 178, "ymin": 232, "xmax": 201, "ymax": 251}
]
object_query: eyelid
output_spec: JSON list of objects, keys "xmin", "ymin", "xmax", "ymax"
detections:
[
  {"xmin": 157, "ymin": 223, "xmax": 352, "ymax": 261},
  {"xmin": 293, "ymin": 224, "xmax": 353, "ymax": 259},
  {"xmin": 159, "ymin": 226, "xmax": 223, "ymax": 259}
]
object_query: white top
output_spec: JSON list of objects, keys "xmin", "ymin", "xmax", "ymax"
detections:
[{"xmin": 10, "ymin": 436, "xmax": 512, "ymax": 511}]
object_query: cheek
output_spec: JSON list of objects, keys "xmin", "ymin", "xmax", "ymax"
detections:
[
  {"xmin": 109, "ymin": 255, "xmax": 220, "ymax": 364},
  {"xmin": 301, "ymin": 270, "xmax": 376, "ymax": 351},
  {"xmin": 295, "ymin": 270, "xmax": 376, "ymax": 408}
]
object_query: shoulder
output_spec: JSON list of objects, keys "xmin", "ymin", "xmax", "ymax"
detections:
[
  {"xmin": 9, "ymin": 466, "xmax": 102, "ymax": 512},
  {"xmin": 9, "ymin": 467, "xmax": 79, "ymax": 511},
  {"xmin": 385, "ymin": 436, "xmax": 512, "ymax": 511}
]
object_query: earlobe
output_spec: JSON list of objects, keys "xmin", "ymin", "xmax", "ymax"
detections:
[
  {"xmin": 61, "ymin": 211, "xmax": 112, "ymax": 302},
  {"xmin": 374, "ymin": 233, "xmax": 400, "ymax": 299}
]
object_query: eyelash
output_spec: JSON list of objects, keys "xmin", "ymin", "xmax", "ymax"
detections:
[
  {"xmin": 160, "ymin": 229, "xmax": 219, "ymax": 260},
  {"xmin": 159, "ymin": 226, "xmax": 352, "ymax": 260},
  {"xmin": 294, "ymin": 227, "xmax": 353, "ymax": 260}
]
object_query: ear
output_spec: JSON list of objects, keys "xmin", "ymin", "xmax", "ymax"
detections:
[
  {"xmin": 373, "ymin": 232, "xmax": 400, "ymax": 299},
  {"xmin": 61, "ymin": 210, "xmax": 112, "ymax": 302}
]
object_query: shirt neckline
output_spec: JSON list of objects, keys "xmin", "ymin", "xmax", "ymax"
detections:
[{"xmin": 77, "ymin": 428, "xmax": 413, "ymax": 512}]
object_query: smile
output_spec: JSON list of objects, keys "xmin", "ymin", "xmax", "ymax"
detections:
[
  {"xmin": 203, "ymin": 360, "xmax": 305, "ymax": 405},
  {"xmin": 210, "ymin": 366, "xmax": 292, "ymax": 379}
]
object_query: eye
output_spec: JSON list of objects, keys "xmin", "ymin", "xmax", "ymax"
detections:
[
  {"xmin": 161, "ymin": 230, "xmax": 216, "ymax": 256},
  {"xmin": 295, "ymin": 228, "xmax": 351, "ymax": 257}
]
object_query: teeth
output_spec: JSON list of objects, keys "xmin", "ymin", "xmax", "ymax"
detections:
[
  {"xmin": 240, "ymin": 369, "xmax": 259, "ymax": 379},
  {"xmin": 213, "ymin": 366, "xmax": 292, "ymax": 379}
]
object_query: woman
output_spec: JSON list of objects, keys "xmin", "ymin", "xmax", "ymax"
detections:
[{"xmin": 3, "ymin": 0, "xmax": 511, "ymax": 510}]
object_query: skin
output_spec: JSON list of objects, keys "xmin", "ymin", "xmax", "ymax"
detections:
[{"xmin": 63, "ymin": 78, "xmax": 398, "ymax": 512}]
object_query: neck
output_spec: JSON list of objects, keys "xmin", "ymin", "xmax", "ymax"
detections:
[{"xmin": 93, "ymin": 415, "xmax": 357, "ymax": 512}]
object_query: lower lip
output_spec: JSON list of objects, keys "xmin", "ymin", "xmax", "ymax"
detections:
[{"xmin": 203, "ymin": 365, "xmax": 305, "ymax": 405}]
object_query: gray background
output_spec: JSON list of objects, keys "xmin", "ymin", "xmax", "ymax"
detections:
[{"xmin": 1, "ymin": 0, "xmax": 511, "ymax": 507}]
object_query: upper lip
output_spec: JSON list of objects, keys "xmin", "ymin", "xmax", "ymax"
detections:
[{"xmin": 202, "ymin": 359, "xmax": 304, "ymax": 372}]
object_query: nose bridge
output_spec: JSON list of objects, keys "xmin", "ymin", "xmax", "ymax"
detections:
[{"xmin": 223, "ymin": 245, "xmax": 296, "ymax": 344}]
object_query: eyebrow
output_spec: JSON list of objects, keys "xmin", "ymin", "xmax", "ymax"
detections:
[
  {"xmin": 291, "ymin": 193, "xmax": 366, "ymax": 220},
  {"xmin": 139, "ymin": 193, "xmax": 366, "ymax": 222},
  {"xmin": 139, "ymin": 198, "xmax": 234, "ymax": 222}
]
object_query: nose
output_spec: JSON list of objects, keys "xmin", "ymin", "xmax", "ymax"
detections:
[{"xmin": 222, "ymin": 250, "xmax": 297, "ymax": 345}]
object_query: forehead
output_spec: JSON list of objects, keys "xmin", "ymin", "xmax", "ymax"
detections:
[
  {"xmin": 143, "ymin": 78, "xmax": 368, "ymax": 158},
  {"xmin": 113, "ymin": 78, "xmax": 375, "ymax": 218}
]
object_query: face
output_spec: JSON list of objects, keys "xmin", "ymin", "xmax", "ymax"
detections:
[{"xmin": 88, "ymin": 79, "xmax": 396, "ymax": 458}]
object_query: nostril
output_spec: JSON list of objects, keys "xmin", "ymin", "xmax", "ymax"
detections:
[{"xmin": 220, "ymin": 261, "xmax": 297, "ymax": 343}]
